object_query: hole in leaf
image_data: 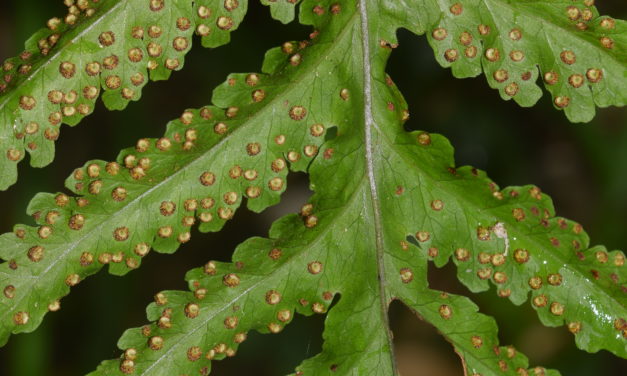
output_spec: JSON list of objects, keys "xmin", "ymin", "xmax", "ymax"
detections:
[
  {"xmin": 427, "ymin": 260, "xmax": 471, "ymax": 296},
  {"xmin": 265, "ymin": 171, "xmax": 312, "ymax": 223},
  {"xmin": 324, "ymin": 126, "xmax": 338, "ymax": 141},
  {"xmin": 405, "ymin": 234, "xmax": 421, "ymax": 248},
  {"xmin": 389, "ymin": 300, "xmax": 464, "ymax": 376}
]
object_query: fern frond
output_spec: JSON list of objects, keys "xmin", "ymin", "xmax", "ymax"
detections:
[
  {"xmin": 0, "ymin": 33, "xmax": 339, "ymax": 345},
  {"xmin": 89, "ymin": 212, "xmax": 560, "ymax": 376},
  {"xmin": 0, "ymin": 0, "xmax": 246, "ymax": 190},
  {"xmin": 400, "ymin": 291, "xmax": 561, "ymax": 376},
  {"xmin": 1, "ymin": 0, "xmax": 625, "ymax": 374},
  {"xmin": 85, "ymin": 2, "xmax": 625, "ymax": 374},
  {"xmin": 389, "ymin": 0, "xmax": 627, "ymax": 123}
]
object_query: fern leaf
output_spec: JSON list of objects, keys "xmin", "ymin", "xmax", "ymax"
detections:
[
  {"xmin": 0, "ymin": 0, "xmax": 247, "ymax": 190},
  {"xmin": 0, "ymin": 39, "xmax": 335, "ymax": 346},
  {"xmin": 89, "ymin": 216, "xmax": 559, "ymax": 376},
  {"xmin": 389, "ymin": 0, "xmax": 627, "ymax": 123},
  {"xmin": 400, "ymin": 292, "xmax": 561, "ymax": 376},
  {"xmin": 86, "ymin": 2, "xmax": 625, "ymax": 374}
]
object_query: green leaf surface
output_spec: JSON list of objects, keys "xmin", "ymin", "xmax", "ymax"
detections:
[
  {"xmin": 89, "ymin": 221, "xmax": 559, "ymax": 376},
  {"xmin": 0, "ymin": 34, "xmax": 334, "ymax": 345},
  {"xmin": 0, "ymin": 0, "xmax": 247, "ymax": 190},
  {"xmin": 82, "ymin": 1, "xmax": 626, "ymax": 375},
  {"xmin": 260, "ymin": 0, "xmax": 302, "ymax": 24},
  {"xmin": 390, "ymin": 0, "xmax": 626, "ymax": 123}
]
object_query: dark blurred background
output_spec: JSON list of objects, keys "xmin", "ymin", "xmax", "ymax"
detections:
[{"xmin": 1, "ymin": 1, "xmax": 626, "ymax": 375}]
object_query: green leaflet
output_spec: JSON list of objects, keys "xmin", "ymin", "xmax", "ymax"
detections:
[
  {"xmin": 387, "ymin": 0, "xmax": 626, "ymax": 123},
  {"xmin": 0, "ymin": 32, "xmax": 337, "ymax": 345},
  {"xmin": 85, "ymin": 1, "xmax": 625, "ymax": 375},
  {"xmin": 88, "ymin": 221, "xmax": 558, "ymax": 376},
  {"xmin": 0, "ymin": 0, "xmax": 247, "ymax": 191},
  {"xmin": 260, "ymin": 0, "xmax": 302, "ymax": 24}
]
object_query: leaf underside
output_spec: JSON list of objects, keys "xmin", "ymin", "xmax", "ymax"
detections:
[
  {"xmin": 0, "ymin": 0, "xmax": 247, "ymax": 190},
  {"xmin": 0, "ymin": 0, "xmax": 625, "ymax": 375}
]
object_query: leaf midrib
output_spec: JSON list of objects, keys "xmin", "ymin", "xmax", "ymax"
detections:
[{"xmin": 358, "ymin": 0, "xmax": 398, "ymax": 375}]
